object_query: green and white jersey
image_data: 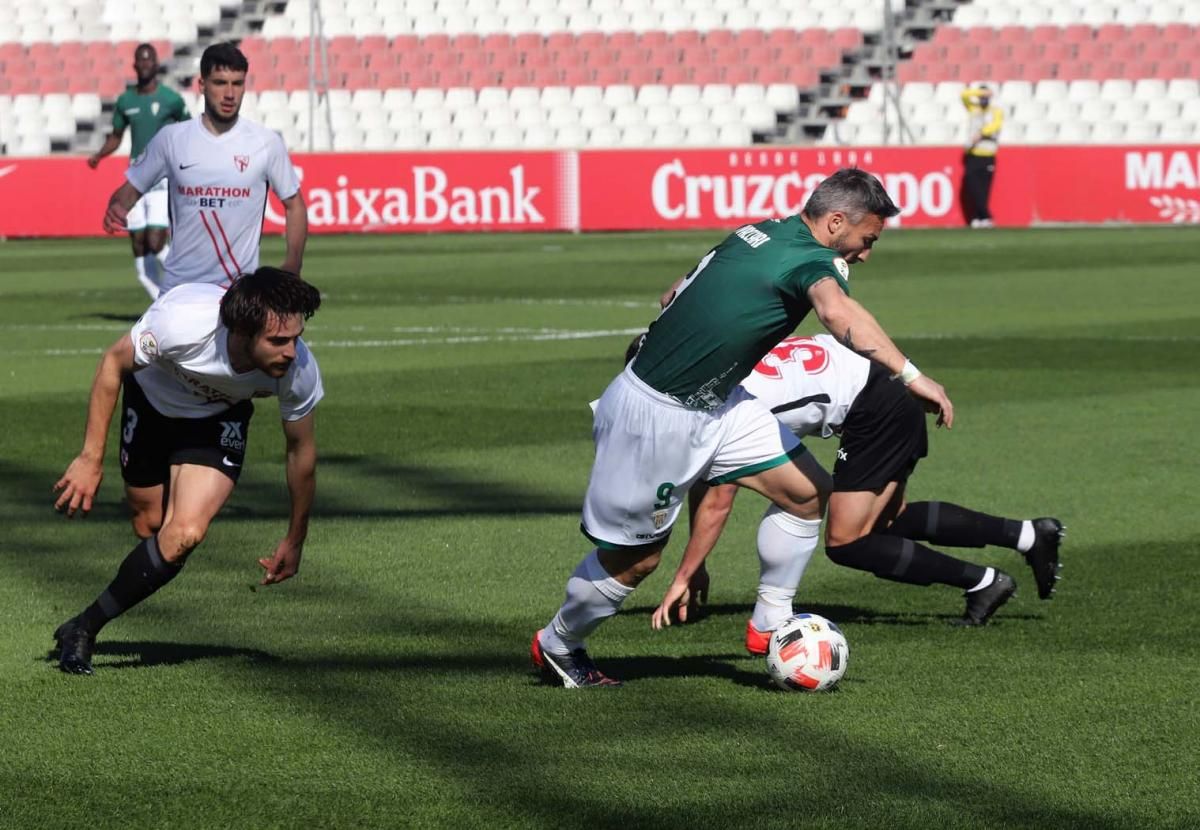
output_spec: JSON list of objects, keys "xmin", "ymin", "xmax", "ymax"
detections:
[
  {"xmin": 112, "ymin": 83, "xmax": 189, "ymax": 160},
  {"xmin": 632, "ymin": 216, "xmax": 851, "ymax": 410}
]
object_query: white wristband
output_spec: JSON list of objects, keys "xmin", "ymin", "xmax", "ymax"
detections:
[{"xmin": 897, "ymin": 359, "xmax": 922, "ymax": 386}]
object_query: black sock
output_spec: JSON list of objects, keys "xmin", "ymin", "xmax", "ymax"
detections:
[
  {"xmin": 885, "ymin": 501, "xmax": 1022, "ymax": 549},
  {"xmin": 826, "ymin": 534, "xmax": 987, "ymax": 590},
  {"xmin": 78, "ymin": 536, "xmax": 183, "ymax": 635}
]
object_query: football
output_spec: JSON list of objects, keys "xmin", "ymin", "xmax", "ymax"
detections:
[{"xmin": 765, "ymin": 613, "xmax": 850, "ymax": 692}]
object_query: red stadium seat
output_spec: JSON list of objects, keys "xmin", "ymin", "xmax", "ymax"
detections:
[
  {"xmin": 546, "ymin": 32, "xmax": 574, "ymax": 52},
  {"xmin": 499, "ymin": 67, "xmax": 533, "ymax": 88},
  {"xmin": 810, "ymin": 44, "xmax": 840, "ymax": 66},
  {"xmin": 466, "ymin": 66, "xmax": 504, "ymax": 87},
  {"xmin": 896, "ymin": 62, "xmax": 924, "ymax": 83},
  {"xmin": 1091, "ymin": 60, "xmax": 1124, "ymax": 79},
  {"xmin": 606, "ymin": 31, "xmax": 636, "ymax": 48},
  {"xmin": 639, "ymin": 31, "xmax": 668, "ymax": 48},
  {"xmin": 627, "ymin": 65, "xmax": 658, "ymax": 86},
  {"xmin": 404, "ymin": 66, "xmax": 437, "ymax": 88},
  {"xmin": 766, "ymin": 28, "xmax": 798, "ymax": 47},
  {"xmin": 832, "ymin": 28, "xmax": 863, "ymax": 49},
  {"xmin": 523, "ymin": 50, "xmax": 552, "ymax": 70},
  {"xmin": 1162, "ymin": 24, "xmax": 1194, "ymax": 42},
  {"xmin": 932, "ymin": 26, "xmax": 963, "ymax": 45},
  {"xmin": 1094, "ymin": 24, "xmax": 1126, "ymax": 43},
  {"xmin": 1041, "ymin": 42, "xmax": 1074, "ymax": 63},
  {"xmin": 671, "ymin": 30, "xmax": 702, "ymax": 48},
  {"xmin": 424, "ymin": 33, "xmax": 451, "ymax": 52},
  {"xmin": 587, "ymin": 46, "xmax": 621, "ymax": 67},
  {"xmin": 342, "ymin": 67, "xmax": 376, "ymax": 89},
  {"xmin": 798, "ymin": 27, "xmax": 827, "ymax": 47},
  {"xmin": 704, "ymin": 29, "xmax": 734, "ymax": 47},
  {"xmin": 991, "ymin": 61, "xmax": 1021, "ymax": 81},
  {"xmin": 1110, "ymin": 41, "xmax": 1140, "ymax": 62},
  {"xmin": 1076, "ymin": 41, "xmax": 1109, "ymax": 63},
  {"xmin": 374, "ymin": 65, "xmax": 407, "ymax": 87},
  {"xmin": 659, "ymin": 64, "xmax": 691, "ymax": 85},
  {"xmin": 724, "ymin": 64, "xmax": 756, "ymax": 85},
  {"xmin": 648, "ymin": 45, "xmax": 681, "ymax": 66},
  {"xmin": 692, "ymin": 65, "xmax": 723, "ymax": 85},
  {"xmin": 1129, "ymin": 24, "xmax": 1160, "ymax": 44},
  {"xmin": 592, "ymin": 65, "xmax": 624, "ymax": 86},
  {"xmin": 911, "ymin": 42, "xmax": 942, "ymax": 63},
  {"xmin": 964, "ymin": 27, "xmax": 995, "ymax": 45},
  {"xmin": 979, "ymin": 42, "xmax": 1010, "ymax": 63},
  {"xmin": 681, "ymin": 44, "xmax": 712, "ymax": 66},
  {"xmin": 997, "ymin": 26, "xmax": 1026, "ymax": 44},
  {"xmin": 945, "ymin": 43, "xmax": 978, "ymax": 64},
  {"xmin": 714, "ymin": 44, "xmax": 744, "ymax": 65},
  {"xmin": 530, "ymin": 65, "xmax": 561, "ymax": 86},
  {"xmin": 560, "ymin": 66, "xmax": 593, "ymax": 86},
  {"xmin": 482, "ymin": 33, "xmax": 513, "ymax": 52},
  {"xmin": 513, "ymin": 33, "xmax": 542, "ymax": 52},
  {"xmin": 735, "ymin": 29, "xmax": 766, "ymax": 50},
  {"xmin": 1055, "ymin": 62, "xmax": 1091, "ymax": 81},
  {"xmin": 1062, "ymin": 25, "xmax": 1093, "ymax": 43},
  {"xmin": 1155, "ymin": 59, "xmax": 1191, "ymax": 79},
  {"xmin": 1030, "ymin": 26, "xmax": 1060, "ymax": 44},
  {"xmin": 430, "ymin": 51, "xmax": 459, "ymax": 71},
  {"xmin": 1009, "ymin": 42, "xmax": 1040, "ymax": 63},
  {"xmin": 1124, "ymin": 59, "xmax": 1157, "ymax": 78},
  {"xmin": 452, "ymin": 33, "xmax": 483, "ymax": 54}
]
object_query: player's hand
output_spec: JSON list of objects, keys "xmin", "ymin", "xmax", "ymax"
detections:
[
  {"xmin": 258, "ymin": 538, "xmax": 303, "ymax": 585},
  {"xmin": 280, "ymin": 259, "xmax": 302, "ymax": 276},
  {"xmin": 651, "ymin": 576, "xmax": 692, "ymax": 629},
  {"xmin": 87, "ymin": 155, "xmax": 101, "ymax": 169},
  {"xmin": 102, "ymin": 200, "xmax": 129, "ymax": 234},
  {"xmin": 907, "ymin": 374, "xmax": 954, "ymax": 429},
  {"xmin": 53, "ymin": 455, "xmax": 104, "ymax": 518},
  {"xmin": 687, "ymin": 562, "xmax": 710, "ymax": 618}
]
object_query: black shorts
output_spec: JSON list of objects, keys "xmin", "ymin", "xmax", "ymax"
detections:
[
  {"xmin": 118, "ymin": 377, "xmax": 254, "ymax": 487},
  {"xmin": 832, "ymin": 363, "xmax": 928, "ymax": 492}
]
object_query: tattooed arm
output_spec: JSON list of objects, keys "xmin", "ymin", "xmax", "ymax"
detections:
[{"xmin": 807, "ymin": 278, "xmax": 955, "ymax": 427}]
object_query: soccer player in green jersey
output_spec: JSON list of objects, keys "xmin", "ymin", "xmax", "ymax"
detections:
[
  {"xmin": 532, "ymin": 168, "xmax": 955, "ymax": 688},
  {"xmin": 88, "ymin": 43, "xmax": 189, "ymax": 298}
]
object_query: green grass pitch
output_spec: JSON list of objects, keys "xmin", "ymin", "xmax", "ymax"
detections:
[{"xmin": 1, "ymin": 227, "xmax": 1198, "ymax": 829}]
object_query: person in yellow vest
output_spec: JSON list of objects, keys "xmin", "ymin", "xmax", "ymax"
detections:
[{"xmin": 961, "ymin": 84, "xmax": 1003, "ymax": 228}]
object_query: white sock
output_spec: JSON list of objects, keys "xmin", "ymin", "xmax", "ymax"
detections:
[
  {"xmin": 967, "ymin": 566, "xmax": 996, "ymax": 592},
  {"xmin": 1016, "ymin": 521, "xmax": 1035, "ymax": 552},
  {"xmin": 540, "ymin": 550, "xmax": 634, "ymax": 656},
  {"xmin": 156, "ymin": 242, "xmax": 170, "ymax": 265},
  {"xmin": 751, "ymin": 506, "xmax": 822, "ymax": 632},
  {"xmin": 134, "ymin": 256, "xmax": 159, "ymax": 299}
]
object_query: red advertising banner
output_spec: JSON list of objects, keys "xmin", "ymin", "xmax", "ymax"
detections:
[{"xmin": 0, "ymin": 145, "xmax": 1196, "ymax": 237}]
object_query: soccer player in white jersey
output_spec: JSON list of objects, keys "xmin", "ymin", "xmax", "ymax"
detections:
[
  {"xmin": 50, "ymin": 267, "xmax": 323, "ymax": 675},
  {"xmin": 649, "ymin": 333, "xmax": 1064, "ymax": 639},
  {"xmin": 101, "ymin": 42, "xmax": 308, "ymax": 292}
]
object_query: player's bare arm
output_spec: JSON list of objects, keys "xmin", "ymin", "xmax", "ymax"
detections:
[
  {"xmin": 258, "ymin": 411, "xmax": 316, "ymax": 585},
  {"xmin": 102, "ymin": 181, "xmax": 144, "ymax": 234},
  {"xmin": 651, "ymin": 483, "xmax": 739, "ymax": 629},
  {"xmin": 279, "ymin": 192, "xmax": 308, "ymax": 275},
  {"xmin": 54, "ymin": 334, "xmax": 137, "ymax": 517},
  {"xmin": 808, "ymin": 278, "xmax": 954, "ymax": 428},
  {"xmin": 88, "ymin": 130, "xmax": 125, "ymax": 169}
]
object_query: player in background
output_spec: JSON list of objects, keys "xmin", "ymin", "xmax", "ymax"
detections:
[
  {"xmin": 531, "ymin": 168, "xmax": 955, "ymax": 688},
  {"xmin": 50, "ymin": 268, "xmax": 323, "ymax": 675},
  {"xmin": 101, "ymin": 42, "xmax": 307, "ymax": 293},
  {"xmin": 647, "ymin": 334, "xmax": 1065, "ymax": 641},
  {"xmin": 88, "ymin": 43, "xmax": 189, "ymax": 298}
]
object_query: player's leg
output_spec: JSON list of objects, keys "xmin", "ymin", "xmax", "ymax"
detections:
[
  {"xmin": 706, "ymin": 388, "xmax": 830, "ymax": 652},
  {"xmin": 143, "ymin": 185, "xmax": 171, "ymax": 280},
  {"xmin": 125, "ymin": 484, "xmax": 164, "ymax": 539},
  {"xmin": 55, "ymin": 398, "xmax": 250, "ymax": 674},
  {"xmin": 126, "ymin": 196, "xmax": 160, "ymax": 298},
  {"xmin": 883, "ymin": 502, "xmax": 1064, "ymax": 599},
  {"xmin": 734, "ymin": 452, "xmax": 829, "ymax": 652},
  {"xmin": 821, "ymin": 368, "xmax": 1016, "ymax": 624},
  {"xmin": 533, "ymin": 371, "xmax": 708, "ymax": 687}
]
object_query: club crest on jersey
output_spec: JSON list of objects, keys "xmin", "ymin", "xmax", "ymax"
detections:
[
  {"xmin": 138, "ymin": 331, "xmax": 158, "ymax": 358},
  {"xmin": 151, "ymin": 101, "xmax": 160, "ymax": 115},
  {"xmin": 234, "ymin": 155, "xmax": 250, "ymax": 172},
  {"xmin": 652, "ymin": 508, "xmax": 669, "ymax": 529},
  {"xmin": 833, "ymin": 258, "xmax": 850, "ymax": 281}
]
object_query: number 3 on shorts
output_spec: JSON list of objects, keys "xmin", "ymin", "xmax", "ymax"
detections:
[
  {"xmin": 653, "ymin": 482, "xmax": 675, "ymax": 510},
  {"xmin": 122, "ymin": 408, "xmax": 138, "ymax": 445}
]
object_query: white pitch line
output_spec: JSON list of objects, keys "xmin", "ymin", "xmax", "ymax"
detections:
[{"xmin": 313, "ymin": 327, "xmax": 646, "ymax": 349}]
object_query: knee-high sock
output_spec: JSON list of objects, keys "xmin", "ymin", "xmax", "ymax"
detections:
[
  {"xmin": 886, "ymin": 501, "xmax": 1025, "ymax": 550},
  {"xmin": 826, "ymin": 533, "xmax": 987, "ymax": 590},
  {"xmin": 78, "ymin": 535, "xmax": 183, "ymax": 635},
  {"xmin": 540, "ymin": 550, "xmax": 634, "ymax": 655},
  {"xmin": 134, "ymin": 256, "xmax": 160, "ymax": 299},
  {"xmin": 752, "ymin": 506, "xmax": 822, "ymax": 632}
]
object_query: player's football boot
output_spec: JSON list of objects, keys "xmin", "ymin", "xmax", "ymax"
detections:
[
  {"xmin": 744, "ymin": 620, "xmax": 771, "ymax": 656},
  {"xmin": 53, "ymin": 617, "xmax": 96, "ymax": 675},
  {"xmin": 530, "ymin": 630, "xmax": 621, "ymax": 688},
  {"xmin": 953, "ymin": 571, "xmax": 1016, "ymax": 627},
  {"xmin": 1024, "ymin": 517, "xmax": 1065, "ymax": 600}
]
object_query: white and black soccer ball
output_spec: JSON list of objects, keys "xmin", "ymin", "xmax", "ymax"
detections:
[{"xmin": 766, "ymin": 613, "xmax": 849, "ymax": 692}]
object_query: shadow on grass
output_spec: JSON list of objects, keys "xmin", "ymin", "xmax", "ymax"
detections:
[
  {"xmin": 42, "ymin": 640, "xmax": 280, "ymax": 671},
  {"xmin": 620, "ymin": 601, "xmax": 1045, "ymax": 628},
  {"xmin": 81, "ymin": 312, "xmax": 142, "ymax": 323}
]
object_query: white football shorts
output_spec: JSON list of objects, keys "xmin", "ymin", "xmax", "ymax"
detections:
[
  {"xmin": 581, "ymin": 365, "xmax": 804, "ymax": 549},
  {"xmin": 126, "ymin": 177, "xmax": 169, "ymax": 232}
]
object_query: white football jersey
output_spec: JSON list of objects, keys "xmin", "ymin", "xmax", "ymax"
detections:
[
  {"xmin": 738, "ymin": 334, "xmax": 871, "ymax": 439},
  {"xmin": 129, "ymin": 283, "xmax": 323, "ymax": 420},
  {"xmin": 126, "ymin": 116, "xmax": 300, "ymax": 292}
]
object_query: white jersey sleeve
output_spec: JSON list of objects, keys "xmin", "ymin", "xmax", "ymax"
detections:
[
  {"xmin": 125, "ymin": 127, "xmax": 173, "ymax": 195},
  {"xmin": 130, "ymin": 286, "xmax": 215, "ymax": 369},
  {"xmin": 265, "ymin": 131, "xmax": 300, "ymax": 201},
  {"xmin": 277, "ymin": 340, "xmax": 323, "ymax": 421}
]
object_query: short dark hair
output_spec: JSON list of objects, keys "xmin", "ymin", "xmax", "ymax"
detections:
[
  {"xmin": 803, "ymin": 168, "xmax": 900, "ymax": 222},
  {"xmin": 220, "ymin": 267, "xmax": 321, "ymax": 337},
  {"xmin": 200, "ymin": 42, "xmax": 249, "ymax": 77},
  {"xmin": 134, "ymin": 43, "xmax": 157, "ymax": 60}
]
